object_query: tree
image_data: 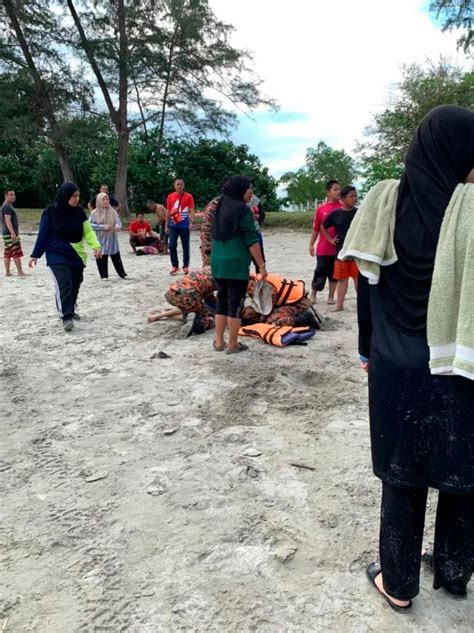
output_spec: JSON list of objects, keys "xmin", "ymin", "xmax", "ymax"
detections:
[
  {"xmin": 0, "ymin": 0, "xmax": 81, "ymax": 181},
  {"xmin": 127, "ymin": 134, "xmax": 279, "ymax": 210},
  {"xmin": 280, "ymin": 141, "xmax": 356, "ymax": 206},
  {"xmin": 64, "ymin": 0, "xmax": 275, "ymax": 214},
  {"xmin": 358, "ymin": 60, "xmax": 473, "ymax": 189},
  {"xmin": 430, "ymin": 1, "xmax": 473, "ymax": 51}
]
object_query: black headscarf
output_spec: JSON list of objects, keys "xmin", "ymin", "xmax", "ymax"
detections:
[
  {"xmin": 46, "ymin": 182, "xmax": 87, "ymax": 243},
  {"xmin": 378, "ymin": 105, "xmax": 474, "ymax": 333},
  {"xmin": 212, "ymin": 175, "xmax": 252, "ymax": 242}
]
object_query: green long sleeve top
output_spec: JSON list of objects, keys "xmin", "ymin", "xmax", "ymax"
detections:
[{"xmin": 210, "ymin": 209, "xmax": 259, "ymax": 280}]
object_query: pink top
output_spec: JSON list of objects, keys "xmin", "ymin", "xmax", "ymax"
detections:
[{"xmin": 312, "ymin": 201, "xmax": 341, "ymax": 256}]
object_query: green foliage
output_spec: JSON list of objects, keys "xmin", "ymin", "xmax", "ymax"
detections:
[
  {"xmin": 430, "ymin": 1, "xmax": 473, "ymax": 51},
  {"xmin": 358, "ymin": 60, "xmax": 474, "ymax": 190},
  {"xmin": 280, "ymin": 141, "xmax": 357, "ymax": 205},
  {"xmin": 0, "ymin": 114, "xmax": 278, "ymax": 211}
]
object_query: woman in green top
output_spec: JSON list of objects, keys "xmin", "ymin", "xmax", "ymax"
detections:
[{"xmin": 211, "ymin": 175, "xmax": 266, "ymax": 353}]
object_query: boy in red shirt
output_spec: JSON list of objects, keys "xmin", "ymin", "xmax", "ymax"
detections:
[
  {"xmin": 308, "ymin": 179, "xmax": 341, "ymax": 304},
  {"xmin": 166, "ymin": 178, "xmax": 195, "ymax": 275},
  {"xmin": 129, "ymin": 212, "xmax": 158, "ymax": 253}
]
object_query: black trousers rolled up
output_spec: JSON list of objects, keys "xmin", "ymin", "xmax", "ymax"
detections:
[
  {"xmin": 379, "ymin": 482, "xmax": 474, "ymax": 600},
  {"xmin": 96, "ymin": 252, "xmax": 127, "ymax": 279},
  {"xmin": 49, "ymin": 264, "xmax": 84, "ymax": 322}
]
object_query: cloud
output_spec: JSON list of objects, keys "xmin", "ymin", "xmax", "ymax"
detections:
[{"xmin": 209, "ymin": 0, "xmax": 469, "ymax": 178}]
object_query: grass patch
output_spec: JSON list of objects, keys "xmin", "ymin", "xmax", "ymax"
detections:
[
  {"xmin": 17, "ymin": 208, "xmax": 312, "ymax": 232},
  {"xmin": 264, "ymin": 211, "xmax": 313, "ymax": 230}
]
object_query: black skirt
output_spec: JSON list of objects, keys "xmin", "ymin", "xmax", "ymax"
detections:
[{"xmin": 367, "ymin": 286, "xmax": 474, "ymax": 494}]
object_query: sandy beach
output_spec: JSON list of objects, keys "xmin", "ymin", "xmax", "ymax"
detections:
[{"xmin": 1, "ymin": 229, "xmax": 471, "ymax": 632}]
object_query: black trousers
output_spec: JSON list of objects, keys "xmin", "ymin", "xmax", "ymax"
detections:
[
  {"xmin": 214, "ymin": 278, "xmax": 248, "ymax": 318},
  {"xmin": 380, "ymin": 482, "xmax": 474, "ymax": 600},
  {"xmin": 49, "ymin": 264, "xmax": 84, "ymax": 322},
  {"xmin": 96, "ymin": 252, "xmax": 126, "ymax": 279}
]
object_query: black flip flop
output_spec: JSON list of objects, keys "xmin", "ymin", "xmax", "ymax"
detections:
[
  {"xmin": 366, "ymin": 562, "xmax": 412, "ymax": 613},
  {"xmin": 225, "ymin": 342, "xmax": 248, "ymax": 355}
]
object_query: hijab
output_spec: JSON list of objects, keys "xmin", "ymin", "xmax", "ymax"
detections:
[
  {"xmin": 378, "ymin": 105, "xmax": 474, "ymax": 333},
  {"xmin": 46, "ymin": 182, "xmax": 87, "ymax": 243},
  {"xmin": 212, "ymin": 175, "xmax": 252, "ymax": 242},
  {"xmin": 93, "ymin": 192, "xmax": 118, "ymax": 230}
]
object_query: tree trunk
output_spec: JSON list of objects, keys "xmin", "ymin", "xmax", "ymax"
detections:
[
  {"xmin": 4, "ymin": 0, "xmax": 74, "ymax": 182},
  {"xmin": 115, "ymin": 0, "xmax": 129, "ymax": 215},
  {"xmin": 156, "ymin": 26, "xmax": 178, "ymax": 156}
]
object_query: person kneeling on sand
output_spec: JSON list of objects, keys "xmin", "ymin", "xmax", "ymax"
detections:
[
  {"xmin": 147, "ymin": 266, "xmax": 216, "ymax": 337},
  {"xmin": 129, "ymin": 212, "xmax": 160, "ymax": 254},
  {"xmin": 241, "ymin": 274, "xmax": 320, "ymax": 329}
]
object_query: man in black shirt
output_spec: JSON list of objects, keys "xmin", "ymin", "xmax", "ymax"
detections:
[
  {"xmin": 2, "ymin": 189, "xmax": 27, "ymax": 277},
  {"xmin": 88, "ymin": 184, "xmax": 120, "ymax": 212},
  {"xmin": 321, "ymin": 185, "xmax": 358, "ymax": 311}
]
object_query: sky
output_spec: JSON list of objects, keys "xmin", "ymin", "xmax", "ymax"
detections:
[{"xmin": 208, "ymin": 0, "xmax": 469, "ymax": 180}]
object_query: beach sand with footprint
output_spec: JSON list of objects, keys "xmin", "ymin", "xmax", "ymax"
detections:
[{"xmin": 0, "ymin": 230, "xmax": 470, "ymax": 632}]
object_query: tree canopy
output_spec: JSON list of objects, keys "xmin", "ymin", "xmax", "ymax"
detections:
[
  {"xmin": 430, "ymin": 1, "xmax": 473, "ymax": 51},
  {"xmin": 280, "ymin": 142, "xmax": 357, "ymax": 206}
]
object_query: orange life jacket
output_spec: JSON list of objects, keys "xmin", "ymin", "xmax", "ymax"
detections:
[
  {"xmin": 263, "ymin": 274, "xmax": 306, "ymax": 307},
  {"xmin": 239, "ymin": 323, "xmax": 314, "ymax": 347}
]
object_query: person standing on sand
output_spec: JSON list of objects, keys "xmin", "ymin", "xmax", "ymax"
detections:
[
  {"xmin": 343, "ymin": 106, "xmax": 474, "ymax": 612},
  {"xmin": 308, "ymin": 180, "xmax": 341, "ymax": 304},
  {"xmin": 321, "ymin": 185, "xmax": 358, "ymax": 311},
  {"xmin": 29, "ymin": 182, "xmax": 101, "ymax": 332},
  {"xmin": 166, "ymin": 178, "xmax": 195, "ymax": 275},
  {"xmin": 211, "ymin": 175, "xmax": 266, "ymax": 354},
  {"xmin": 90, "ymin": 192, "xmax": 127, "ymax": 280},
  {"xmin": 2, "ymin": 189, "xmax": 28, "ymax": 277}
]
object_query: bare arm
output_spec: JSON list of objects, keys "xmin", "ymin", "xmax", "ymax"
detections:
[
  {"xmin": 309, "ymin": 229, "xmax": 318, "ymax": 256},
  {"xmin": 321, "ymin": 224, "xmax": 338, "ymax": 246}
]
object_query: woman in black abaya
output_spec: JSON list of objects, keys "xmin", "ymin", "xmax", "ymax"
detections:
[{"xmin": 359, "ymin": 106, "xmax": 474, "ymax": 611}]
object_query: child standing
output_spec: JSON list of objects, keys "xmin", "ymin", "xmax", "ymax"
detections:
[{"xmin": 321, "ymin": 185, "xmax": 358, "ymax": 311}]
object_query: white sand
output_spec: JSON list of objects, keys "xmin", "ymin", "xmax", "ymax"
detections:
[{"xmin": 1, "ymin": 230, "xmax": 471, "ymax": 632}]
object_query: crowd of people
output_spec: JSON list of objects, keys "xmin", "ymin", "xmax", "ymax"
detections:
[{"xmin": 2, "ymin": 105, "xmax": 473, "ymax": 615}]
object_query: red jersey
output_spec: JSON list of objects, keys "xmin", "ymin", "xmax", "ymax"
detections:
[
  {"xmin": 312, "ymin": 201, "xmax": 341, "ymax": 256},
  {"xmin": 166, "ymin": 191, "xmax": 194, "ymax": 228},
  {"xmin": 129, "ymin": 220, "xmax": 151, "ymax": 236}
]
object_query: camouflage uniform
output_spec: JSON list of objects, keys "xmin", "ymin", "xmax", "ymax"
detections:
[
  {"xmin": 200, "ymin": 197, "xmax": 220, "ymax": 266},
  {"xmin": 165, "ymin": 266, "xmax": 216, "ymax": 330}
]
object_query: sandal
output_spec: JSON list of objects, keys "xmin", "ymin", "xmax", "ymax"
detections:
[
  {"xmin": 213, "ymin": 341, "xmax": 225, "ymax": 352},
  {"xmin": 422, "ymin": 550, "xmax": 467, "ymax": 597},
  {"xmin": 225, "ymin": 342, "xmax": 249, "ymax": 355},
  {"xmin": 366, "ymin": 562, "xmax": 412, "ymax": 613}
]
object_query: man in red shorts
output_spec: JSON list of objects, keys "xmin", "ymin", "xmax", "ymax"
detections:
[
  {"xmin": 321, "ymin": 185, "xmax": 358, "ymax": 311},
  {"xmin": 308, "ymin": 179, "xmax": 341, "ymax": 304}
]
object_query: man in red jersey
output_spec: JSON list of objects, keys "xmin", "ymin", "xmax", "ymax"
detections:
[
  {"xmin": 308, "ymin": 179, "xmax": 341, "ymax": 304},
  {"xmin": 166, "ymin": 178, "xmax": 195, "ymax": 275}
]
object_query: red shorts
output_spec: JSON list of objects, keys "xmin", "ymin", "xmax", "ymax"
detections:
[{"xmin": 334, "ymin": 259, "xmax": 358, "ymax": 280}]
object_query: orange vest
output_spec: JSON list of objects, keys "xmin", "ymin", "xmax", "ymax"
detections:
[
  {"xmin": 239, "ymin": 323, "xmax": 312, "ymax": 347},
  {"xmin": 264, "ymin": 274, "xmax": 306, "ymax": 307}
]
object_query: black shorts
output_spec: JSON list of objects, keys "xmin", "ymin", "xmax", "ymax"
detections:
[
  {"xmin": 312, "ymin": 255, "xmax": 335, "ymax": 291},
  {"xmin": 214, "ymin": 278, "xmax": 248, "ymax": 319}
]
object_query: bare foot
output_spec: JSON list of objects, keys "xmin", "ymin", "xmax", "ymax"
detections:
[
  {"xmin": 327, "ymin": 298, "xmax": 336, "ymax": 305},
  {"xmin": 331, "ymin": 306, "xmax": 344, "ymax": 312},
  {"xmin": 18, "ymin": 272, "xmax": 30, "ymax": 277},
  {"xmin": 5, "ymin": 273, "xmax": 12, "ymax": 277},
  {"xmin": 374, "ymin": 572, "xmax": 411, "ymax": 608}
]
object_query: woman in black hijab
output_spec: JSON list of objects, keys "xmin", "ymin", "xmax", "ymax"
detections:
[
  {"xmin": 29, "ymin": 182, "xmax": 101, "ymax": 331},
  {"xmin": 210, "ymin": 175, "xmax": 266, "ymax": 353},
  {"xmin": 360, "ymin": 106, "xmax": 474, "ymax": 611}
]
